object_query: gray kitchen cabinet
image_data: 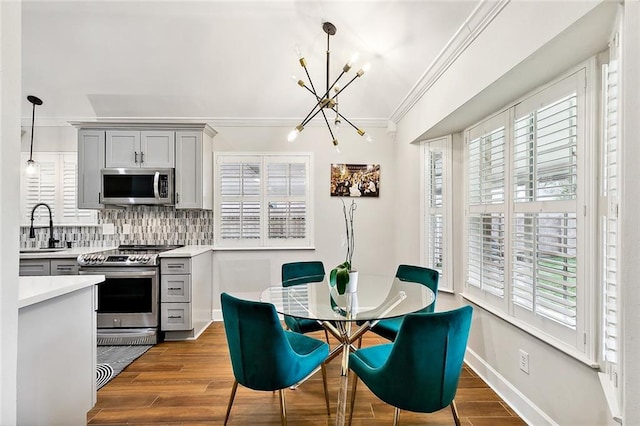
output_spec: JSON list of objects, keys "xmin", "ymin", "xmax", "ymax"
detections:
[
  {"xmin": 77, "ymin": 129, "xmax": 105, "ymax": 209},
  {"xmin": 50, "ymin": 259, "xmax": 80, "ymax": 275},
  {"xmin": 160, "ymin": 250, "xmax": 212, "ymax": 340},
  {"xmin": 73, "ymin": 122, "xmax": 216, "ymax": 210},
  {"xmin": 19, "ymin": 259, "xmax": 51, "ymax": 276},
  {"xmin": 175, "ymin": 129, "xmax": 215, "ymax": 210},
  {"xmin": 19, "ymin": 258, "xmax": 79, "ymax": 276},
  {"xmin": 105, "ymin": 130, "xmax": 175, "ymax": 168}
]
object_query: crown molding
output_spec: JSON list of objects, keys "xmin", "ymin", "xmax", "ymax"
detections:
[
  {"xmin": 389, "ymin": 0, "xmax": 510, "ymax": 124},
  {"xmin": 22, "ymin": 116, "xmax": 390, "ymax": 129}
]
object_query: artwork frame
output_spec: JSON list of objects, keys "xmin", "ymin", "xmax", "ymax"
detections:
[{"xmin": 330, "ymin": 163, "xmax": 380, "ymax": 197}]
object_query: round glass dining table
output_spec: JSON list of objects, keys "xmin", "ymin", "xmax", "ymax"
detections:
[{"xmin": 260, "ymin": 273, "xmax": 435, "ymax": 426}]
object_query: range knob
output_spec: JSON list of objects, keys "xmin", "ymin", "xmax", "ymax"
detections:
[{"xmin": 141, "ymin": 255, "xmax": 150, "ymax": 263}]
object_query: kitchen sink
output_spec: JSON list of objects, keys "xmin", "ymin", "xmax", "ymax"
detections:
[{"xmin": 19, "ymin": 248, "xmax": 68, "ymax": 253}]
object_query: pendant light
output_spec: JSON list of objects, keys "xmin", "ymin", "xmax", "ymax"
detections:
[{"xmin": 25, "ymin": 95, "xmax": 43, "ymax": 175}]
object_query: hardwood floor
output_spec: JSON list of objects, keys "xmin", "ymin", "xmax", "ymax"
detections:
[{"xmin": 88, "ymin": 322, "xmax": 526, "ymax": 425}]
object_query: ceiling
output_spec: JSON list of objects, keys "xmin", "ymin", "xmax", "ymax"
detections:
[{"xmin": 21, "ymin": 0, "xmax": 482, "ymax": 129}]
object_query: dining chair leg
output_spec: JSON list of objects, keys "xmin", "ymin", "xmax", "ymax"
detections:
[
  {"xmin": 223, "ymin": 380, "xmax": 239, "ymax": 425},
  {"xmin": 450, "ymin": 400, "xmax": 461, "ymax": 426},
  {"xmin": 321, "ymin": 363, "xmax": 331, "ymax": 415},
  {"xmin": 348, "ymin": 372, "xmax": 358, "ymax": 426},
  {"xmin": 279, "ymin": 389, "xmax": 288, "ymax": 426},
  {"xmin": 324, "ymin": 328, "xmax": 330, "ymax": 345},
  {"xmin": 392, "ymin": 407, "xmax": 400, "ymax": 426}
]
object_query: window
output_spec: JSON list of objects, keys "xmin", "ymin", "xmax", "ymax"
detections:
[
  {"xmin": 214, "ymin": 153, "xmax": 313, "ymax": 248},
  {"xmin": 20, "ymin": 152, "xmax": 97, "ymax": 226},
  {"xmin": 421, "ymin": 136, "xmax": 453, "ymax": 292},
  {"xmin": 464, "ymin": 66, "xmax": 595, "ymax": 361}
]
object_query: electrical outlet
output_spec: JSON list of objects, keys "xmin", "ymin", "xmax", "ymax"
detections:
[{"xmin": 519, "ymin": 349, "xmax": 529, "ymax": 374}]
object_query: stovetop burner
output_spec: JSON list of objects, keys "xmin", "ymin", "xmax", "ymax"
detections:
[{"xmin": 77, "ymin": 244, "xmax": 183, "ymax": 267}]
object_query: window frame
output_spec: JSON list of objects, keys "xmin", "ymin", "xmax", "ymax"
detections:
[
  {"xmin": 213, "ymin": 152, "xmax": 314, "ymax": 249},
  {"xmin": 420, "ymin": 136, "xmax": 454, "ymax": 293},
  {"xmin": 461, "ymin": 60, "xmax": 599, "ymax": 366}
]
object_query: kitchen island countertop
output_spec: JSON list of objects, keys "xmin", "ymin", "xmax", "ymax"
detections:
[{"xmin": 19, "ymin": 274, "xmax": 105, "ymax": 308}]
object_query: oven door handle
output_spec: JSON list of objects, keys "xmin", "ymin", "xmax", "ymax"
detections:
[{"xmin": 79, "ymin": 270, "xmax": 158, "ymax": 277}]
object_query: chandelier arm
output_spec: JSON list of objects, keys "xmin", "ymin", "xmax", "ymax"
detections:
[
  {"xmin": 333, "ymin": 110, "xmax": 362, "ymax": 133},
  {"xmin": 316, "ymin": 70, "xmax": 348, "ymax": 105},
  {"xmin": 330, "ymin": 74, "xmax": 360, "ymax": 101},
  {"xmin": 302, "ymin": 62, "xmax": 321, "ymax": 100},
  {"xmin": 300, "ymin": 105, "xmax": 327, "ymax": 127},
  {"xmin": 320, "ymin": 108, "xmax": 337, "ymax": 141}
]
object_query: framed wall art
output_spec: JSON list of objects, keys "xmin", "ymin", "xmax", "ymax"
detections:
[{"xmin": 330, "ymin": 163, "xmax": 380, "ymax": 197}]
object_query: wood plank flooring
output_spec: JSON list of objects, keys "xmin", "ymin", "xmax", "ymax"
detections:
[{"xmin": 87, "ymin": 322, "xmax": 526, "ymax": 425}]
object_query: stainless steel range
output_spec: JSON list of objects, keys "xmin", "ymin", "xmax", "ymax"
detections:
[{"xmin": 78, "ymin": 244, "xmax": 182, "ymax": 345}]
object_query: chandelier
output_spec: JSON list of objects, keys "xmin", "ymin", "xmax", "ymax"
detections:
[{"xmin": 287, "ymin": 22, "xmax": 372, "ymax": 150}]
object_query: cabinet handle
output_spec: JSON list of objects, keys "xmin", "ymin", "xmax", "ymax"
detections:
[
  {"xmin": 168, "ymin": 315, "xmax": 183, "ymax": 319},
  {"xmin": 134, "ymin": 152, "xmax": 138, "ymax": 163},
  {"xmin": 141, "ymin": 152, "xmax": 144, "ymax": 163},
  {"xmin": 167, "ymin": 265, "xmax": 182, "ymax": 269},
  {"xmin": 168, "ymin": 287, "xmax": 182, "ymax": 290},
  {"xmin": 57, "ymin": 266, "xmax": 73, "ymax": 271},
  {"xmin": 176, "ymin": 193, "xmax": 180, "ymax": 204}
]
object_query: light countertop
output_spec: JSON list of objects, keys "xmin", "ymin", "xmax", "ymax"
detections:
[
  {"xmin": 19, "ymin": 275, "xmax": 105, "ymax": 308},
  {"xmin": 19, "ymin": 246, "xmax": 116, "ymax": 260},
  {"xmin": 160, "ymin": 245, "xmax": 214, "ymax": 257}
]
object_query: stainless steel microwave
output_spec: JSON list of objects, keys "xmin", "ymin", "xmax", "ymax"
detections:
[{"xmin": 101, "ymin": 168, "xmax": 174, "ymax": 205}]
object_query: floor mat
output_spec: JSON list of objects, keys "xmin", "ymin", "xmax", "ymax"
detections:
[{"xmin": 96, "ymin": 345, "xmax": 152, "ymax": 390}]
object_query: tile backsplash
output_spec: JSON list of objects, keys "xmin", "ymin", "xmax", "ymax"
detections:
[{"xmin": 20, "ymin": 206, "xmax": 214, "ymax": 248}]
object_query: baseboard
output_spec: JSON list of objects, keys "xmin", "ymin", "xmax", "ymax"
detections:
[
  {"xmin": 212, "ymin": 309, "xmax": 223, "ymax": 321},
  {"xmin": 465, "ymin": 347, "xmax": 557, "ymax": 426}
]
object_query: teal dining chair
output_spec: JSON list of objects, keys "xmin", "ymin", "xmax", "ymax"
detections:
[
  {"xmin": 220, "ymin": 292, "xmax": 330, "ymax": 425},
  {"xmin": 348, "ymin": 305, "xmax": 473, "ymax": 425},
  {"xmin": 281, "ymin": 261, "xmax": 330, "ymax": 343},
  {"xmin": 368, "ymin": 264, "xmax": 439, "ymax": 341}
]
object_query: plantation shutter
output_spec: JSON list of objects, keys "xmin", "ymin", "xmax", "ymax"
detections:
[
  {"xmin": 22, "ymin": 155, "xmax": 57, "ymax": 225},
  {"xmin": 218, "ymin": 158, "xmax": 261, "ymax": 241},
  {"xmin": 215, "ymin": 153, "xmax": 313, "ymax": 248},
  {"xmin": 266, "ymin": 158, "xmax": 308, "ymax": 240},
  {"xmin": 511, "ymin": 71, "xmax": 582, "ymax": 331},
  {"xmin": 599, "ymin": 28, "xmax": 622, "ymax": 420},
  {"xmin": 423, "ymin": 136, "xmax": 453, "ymax": 292},
  {"xmin": 21, "ymin": 152, "xmax": 97, "ymax": 226},
  {"xmin": 466, "ymin": 112, "xmax": 507, "ymax": 303}
]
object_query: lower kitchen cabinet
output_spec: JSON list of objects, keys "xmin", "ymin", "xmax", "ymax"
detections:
[
  {"xmin": 160, "ymin": 250, "xmax": 212, "ymax": 340},
  {"xmin": 19, "ymin": 259, "xmax": 51, "ymax": 276},
  {"xmin": 19, "ymin": 258, "xmax": 79, "ymax": 276}
]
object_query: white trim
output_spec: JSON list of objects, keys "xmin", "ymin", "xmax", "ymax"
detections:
[
  {"xmin": 462, "ymin": 293, "xmax": 598, "ymax": 367},
  {"xmin": 465, "ymin": 347, "xmax": 558, "ymax": 426},
  {"xmin": 598, "ymin": 372, "xmax": 623, "ymax": 424},
  {"xmin": 390, "ymin": 0, "xmax": 510, "ymax": 124}
]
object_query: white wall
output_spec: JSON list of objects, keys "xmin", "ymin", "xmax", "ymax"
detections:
[
  {"xmin": 21, "ymin": 125, "xmax": 77, "ymax": 152},
  {"xmin": 0, "ymin": 1, "xmax": 22, "ymax": 424},
  {"xmin": 210, "ymin": 124, "xmax": 397, "ymax": 309},
  {"xmin": 394, "ymin": 1, "xmax": 620, "ymax": 425}
]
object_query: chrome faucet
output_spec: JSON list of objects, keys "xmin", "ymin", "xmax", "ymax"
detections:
[{"xmin": 29, "ymin": 203, "xmax": 59, "ymax": 248}]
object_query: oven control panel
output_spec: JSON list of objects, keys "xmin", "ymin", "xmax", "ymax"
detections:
[{"xmin": 77, "ymin": 253, "xmax": 157, "ymax": 266}]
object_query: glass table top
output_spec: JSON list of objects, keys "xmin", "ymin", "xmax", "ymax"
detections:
[{"xmin": 260, "ymin": 273, "xmax": 435, "ymax": 322}]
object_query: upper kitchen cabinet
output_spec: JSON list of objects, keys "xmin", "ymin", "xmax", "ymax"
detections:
[
  {"xmin": 175, "ymin": 129, "xmax": 215, "ymax": 209},
  {"xmin": 105, "ymin": 130, "xmax": 175, "ymax": 168},
  {"xmin": 72, "ymin": 122, "xmax": 216, "ymax": 210},
  {"xmin": 77, "ymin": 130, "xmax": 105, "ymax": 209}
]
